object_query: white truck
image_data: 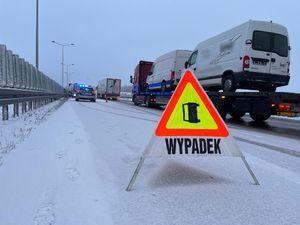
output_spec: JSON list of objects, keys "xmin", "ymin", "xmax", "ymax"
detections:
[
  {"xmin": 146, "ymin": 50, "xmax": 192, "ymax": 92},
  {"xmin": 185, "ymin": 20, "xmax": 291, "ymax": 92},
  {"xmin": 97, "ymin": 78, "xmax": 121, "ymax": 100}
]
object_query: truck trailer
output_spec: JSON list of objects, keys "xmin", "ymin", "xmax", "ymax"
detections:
[
  {"xmin": 97, "ymin": 78, "xmax": 121, "ymax": 100},
  {"xmin": 130, "ymin": 60, "xmax": 300, "ymax": 122}
]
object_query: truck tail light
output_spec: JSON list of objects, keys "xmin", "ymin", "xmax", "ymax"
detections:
[
  {"xmin": 243, "ymin": 55, "xmax": 250, "ymax": 70},
  {"xmin": 170, "ymin": 71, "xmax": 175, "ymax": 80},
  {"xmin": 278, "ymin": 104, "xmax": 291, "ymax": 111}
]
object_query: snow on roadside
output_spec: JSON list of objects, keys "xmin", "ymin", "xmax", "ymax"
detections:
[
  {"xmin": 0, "ymin": 100, "xmax": 114, "ymax": 225},
  {"xmin": 0, "ymin": 99, "xmax": 65, "ymax": 167}
]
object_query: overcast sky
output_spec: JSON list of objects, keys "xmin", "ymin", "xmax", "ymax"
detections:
[{"xmin": 0, "ymin": 0, "xmax": 299, "ymax": 92}]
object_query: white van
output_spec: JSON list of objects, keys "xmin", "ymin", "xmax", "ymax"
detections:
[
  {"xmin": 185, "ymin": 20, "xmax": 291, "ymax": 92},
  {"xmin": 146, "ymin": 50, "xmax": 192, "ymax": 91}
]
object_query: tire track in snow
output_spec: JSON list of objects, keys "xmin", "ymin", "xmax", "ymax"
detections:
[
  {"xmin": 235, "ymin": 137, "xmax": 300, "ymax": 158},
  {"xmin": 78, "ymin": 101, "xmax": 300, "ymax": 158},
  {"xmin": 245, "ymin": 153, "xmax": 300, "ymax": 185},
  {"xmin": 78, "ymin": 102, "xmax": 159, "ymax": 123}
]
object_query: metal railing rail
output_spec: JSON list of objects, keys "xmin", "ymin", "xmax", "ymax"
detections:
[{"xmin": 0, "ymin": 43, "xmax": 65, "ymax": 120}]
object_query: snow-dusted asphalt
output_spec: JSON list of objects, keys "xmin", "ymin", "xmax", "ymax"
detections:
[{"xmin": 0, "ymin": 99, "xmax": 299, "ymax": 225}]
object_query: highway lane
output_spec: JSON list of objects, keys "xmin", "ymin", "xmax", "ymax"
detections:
[
  {"xmin": 118, "ymin": 99, "xmax": 300, "ymax": 141},
  {"xmin": 225, "ymin": 115, "xmax": 300, "ymax": 140}
]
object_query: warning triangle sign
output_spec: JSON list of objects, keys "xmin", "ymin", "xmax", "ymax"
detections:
[
  {"xmin": 126, "ymin": 70, "xmax": 260, "ymax": 191},
  {"xmin": 156, "ymin": 70, "xmax": 229, "ymax": 137}
]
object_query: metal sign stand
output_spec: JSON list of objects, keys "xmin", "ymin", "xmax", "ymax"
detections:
[
  {"xmin": 126, "ymin": 156, "xmax": 145, "ymax": 191},
  {"xmin": 241, "ymin": 155, "xmax": 260, "ymax": 185}
]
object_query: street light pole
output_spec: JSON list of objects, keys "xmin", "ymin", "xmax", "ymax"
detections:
[
  {"xmin": 65, "ymin": 64, "xmax": 74, "ymax": 86},
  {"xmin": 36, "ymin": 0, "xmax": 39, "ymax": 69},
  {"xmin": 51, "ymin": 41, "xmax": 74, "ymax": 87},
  {"xmin": 61, "ymin": 46, "xmax": 64, "ymax": 87}
]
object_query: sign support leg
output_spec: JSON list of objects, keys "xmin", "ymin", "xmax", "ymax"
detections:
[
  {"xmin": 126, "ymin": 156, "xmax": 146, "ymax": 191},
  {"xmin": 241, "ymin": 156, "xmax": 260, "ymax": 185}
]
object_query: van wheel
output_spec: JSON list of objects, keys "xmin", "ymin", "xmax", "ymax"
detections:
[
  {"xmin": 161, "ymin": 81, "xmax": 167, "ymax": 92},
  {"xmin": 222, "ymin": 75, "xmax": 236, "ymax": 92}
]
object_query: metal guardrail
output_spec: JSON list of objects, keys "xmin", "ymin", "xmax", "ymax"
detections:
[
  {"xmin": 0, "ymin": 44, "xmax": 65, "ymax": 120},
  {"xmin": 0, "ymin": 89, "xmax": 65, "ymax": 120}
]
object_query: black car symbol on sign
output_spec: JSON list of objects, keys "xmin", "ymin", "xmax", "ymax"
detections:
[{"xmin": 182, "ymin": 102, "xmax": 200, "ymax": 123}]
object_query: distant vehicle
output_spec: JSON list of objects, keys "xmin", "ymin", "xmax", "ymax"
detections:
[
  {"xmin": 146, "ymin": 50, "xmax": 192, "ymax": 91},
  {"xmin": 68, "ymin": 83, "xmax": 87, "ymax": 97},
  {"xmin": 185, "ymin": 20, "xmax": 291, "ymax": 92},
  {"xmin": 97, "ymin": 78, "xmax": 121, "ymax": 100},
  {"xmin": 75, "ymin": 86, "xmax": 96, "ymax": 102}
]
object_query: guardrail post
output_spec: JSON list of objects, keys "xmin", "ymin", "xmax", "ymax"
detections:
[
  {"xmin": 28, "ymin": 101, "xmax": 32, "ymax": 111},
  {"xmin": 13, "ymin": 103, "xmax": 19, "ymax": 117},
  {"xmin": 2, "ymin": 105, "xmax": 9, "ymax": 120},
  {"xmin": 22, "ymin": 102, "xmax": 27, "ymax": 114}
]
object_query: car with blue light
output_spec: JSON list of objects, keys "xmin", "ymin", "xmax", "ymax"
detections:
[{"xmin": 75, "ymin": 86, "xmax": 96, "ymax": 102}]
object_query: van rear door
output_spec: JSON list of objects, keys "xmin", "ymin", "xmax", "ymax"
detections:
[
  {"xmin": 269, "ymin": 24, "xmax": 289, "ymax": 76},
  {"xmin": 247, "ymin": 23, "xmax": 272, "ymax": 74}
]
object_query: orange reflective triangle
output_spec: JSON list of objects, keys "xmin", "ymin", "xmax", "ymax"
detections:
[{"xmin": 155, "ymin": 70, "xmax": 229, "ymax": 137}]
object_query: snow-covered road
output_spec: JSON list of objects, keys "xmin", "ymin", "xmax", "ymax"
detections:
[{"xmin": 0, "ymin": 99, "xmax": 299, "ymax": 225}]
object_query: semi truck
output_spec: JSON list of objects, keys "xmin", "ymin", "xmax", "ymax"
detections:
[
  {"xmin": 130, "ymin": 60, "xmax": 300, "ymax": 122},
  {"xmin": 97, "ymin": 78, "xmax": 121, "ymax": 100}
]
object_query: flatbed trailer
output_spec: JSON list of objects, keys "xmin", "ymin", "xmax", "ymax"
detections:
[
  {"xmin": 130, "ymin": 60, "xmax": 300, "ymax": 122},
  {"xmin": 132, "ymin": 91, "xmax": 300, "ymax": 122}
]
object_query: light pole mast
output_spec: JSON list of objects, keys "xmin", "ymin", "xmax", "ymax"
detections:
[
  {"xmin": 51, "ymin": 41, "xmax": 74, "ymax": 87},
  {"xmin": 65, "ymin": 64, "xmax": 74, "ymax": 86}
]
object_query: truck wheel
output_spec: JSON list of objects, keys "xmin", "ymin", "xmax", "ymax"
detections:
[
  {"xmin": 220, "ymin": 111, "xmax": 227, "ymax": 120},
  {"xmin": 146, "ymin": 96, "xmax": 153, "ymax": 108},
  {"xmin": 260, "ymin": 87, "xmax": 277, "ymax": 92},
  {"xmin": 230, "ymin": 111, "xmax": 245, "ymax": 120},
  {"xmin": 161, "ymin": 81, "xmax": 167, "ymax": 92},
  {"xmin": 208, "ymin": 86, "xmax": 221, "ymax": 92},
  {"xmin": 133, "ymin": 96, "xmax": 140, "ymax": 106},
  {"xmin": 250, "ymin": 113, "xmax": 270, "ymax": 122},
  {"xmin": 222, "ymin": 75, "xmax": 236, "ymax": 92}
]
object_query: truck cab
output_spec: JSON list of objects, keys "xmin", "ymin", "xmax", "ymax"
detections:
[{"xmin": 131, "ymin": 60, "xmax": 153, "ymax": 95}]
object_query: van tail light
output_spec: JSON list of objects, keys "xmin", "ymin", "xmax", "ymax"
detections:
[
  {"xmin": 278, "ymin": 104, "xmax": 291, "ymax": 111},
  {"xmin": 170, "ymin": 71, "xmax": 175, "ymax": 80},
  {"xmin": 243, "ymin": 55, "xmax": 250, "ymax": 70}
]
